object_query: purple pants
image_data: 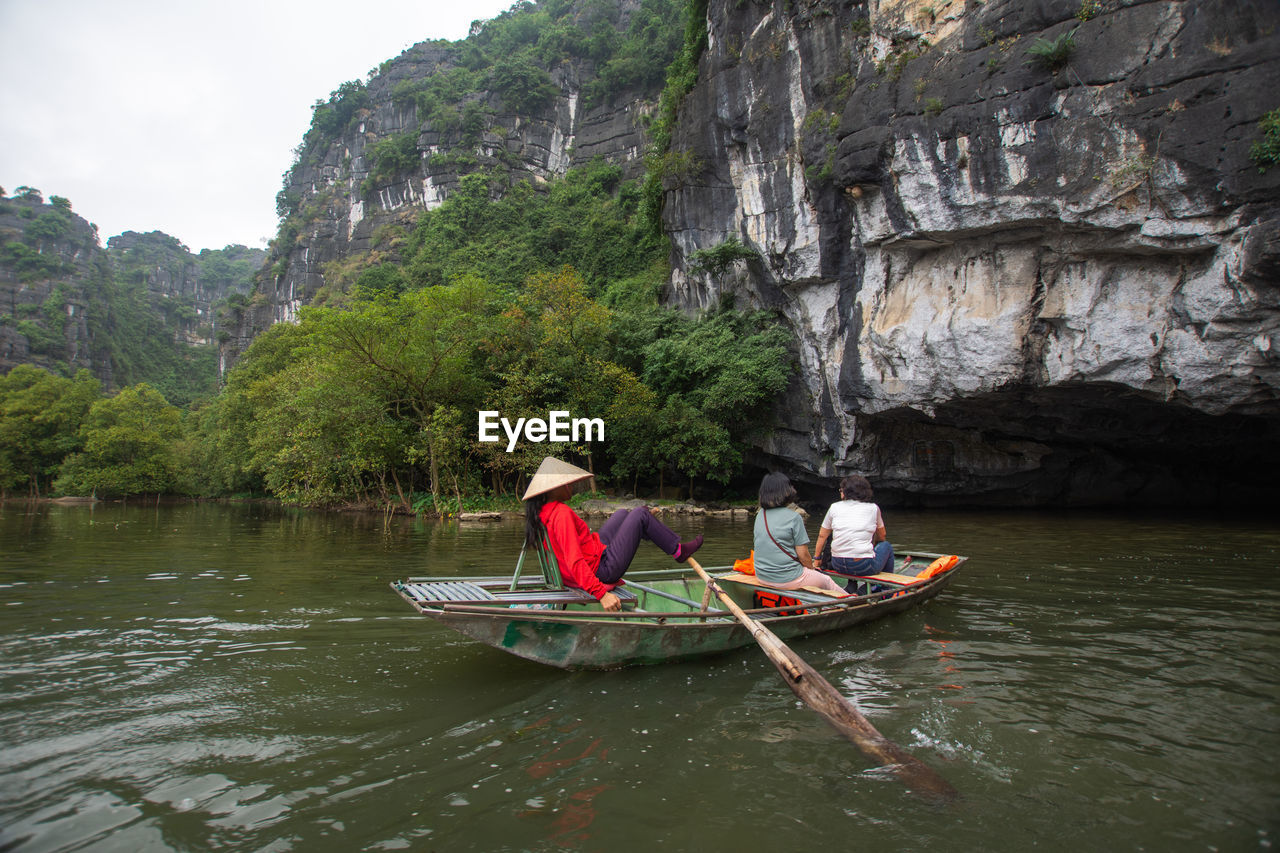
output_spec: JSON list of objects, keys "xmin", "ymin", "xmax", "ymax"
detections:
[{"xmin": 595, "ymin": 506, "xmax": 681, "ymax": 584}]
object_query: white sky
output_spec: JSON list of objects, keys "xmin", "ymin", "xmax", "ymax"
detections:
[{"xmin": 0, "ymin": 0, "xmax": 514, "ymax": 253}]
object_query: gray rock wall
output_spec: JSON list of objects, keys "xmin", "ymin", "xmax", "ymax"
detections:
[
  {"xmin": 0, "ymin": 195, "xmax": 113, "ymax": 383},
  {"xmin": 664, "ymin": 0, "xmax": 1280, "ymax": 504},
  {"xmin": 228, "ymin": 10, "xmax": 661, "ymax": 360},
  {"xmin": 1, "ymin": 198, "xmax": 259, "ymax": 387}
]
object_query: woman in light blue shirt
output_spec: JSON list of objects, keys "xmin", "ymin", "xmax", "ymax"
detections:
[{"xmin": 751, "ymin": 472, "xmax": 845, "ymax": 594}]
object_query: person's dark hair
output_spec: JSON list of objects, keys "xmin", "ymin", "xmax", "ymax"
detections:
[
  {"xmin": 525, "ymin": 492, "xmax": 552, "ymax": 545},
  {"xmin": 840, "ymin": 474, "xmax": 874, "ymax": 502},
  {"xmin": 758, "ymin": 472, "xmax": 798, "ymax": 509}
]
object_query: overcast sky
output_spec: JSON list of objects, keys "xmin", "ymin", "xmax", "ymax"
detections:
[{"xmin": 0, "ymin": 0, "xmax": 514, "ymax": 253}]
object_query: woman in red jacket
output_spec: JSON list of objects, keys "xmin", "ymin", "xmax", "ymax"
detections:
[{"xmin": 523, "ymin": 457, "xmax": 703, "ymax": 611}]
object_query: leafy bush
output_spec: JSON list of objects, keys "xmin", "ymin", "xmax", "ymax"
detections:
[
  {"xmin": 1250, "ymin": 107, "xmax": 1280, "ymax": 173},
  {"xmin": 583, "ymin": 0, "xmax": 684, "ymax": 107},
  {"xmin": 1027, "ymin": 27, "xmax": 1077, "ymax": 71},
  {"xmin": 1, "ymin": 241, "xmax": 69, "ymax": 282},
  {"xmin": 689, "ymin": 238, "xmax": 756, "ymax": 274},
  {"xmin": 304, "ymin": 80, "xmax": 369, "ymax": 149},
  {"xmin": 487, "ymin": 55, "xmax": 559, "ymax": 113},
  {"xmin": 367, "ymin": 132, "xmax": 421, "ymax": 188},
  {"xmin": 406, "ymin": 159, "xmax": 660, "ymax": 292}
]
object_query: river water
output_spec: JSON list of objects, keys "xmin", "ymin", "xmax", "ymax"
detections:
[{"xmin": 0, "ymin": 501, "xmax": 1275, "ymax": 852}]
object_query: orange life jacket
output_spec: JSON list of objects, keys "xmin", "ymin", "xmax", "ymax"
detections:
[{"xmin": 917, "ymin": 554, "xmax": 959, "ymax": 579}]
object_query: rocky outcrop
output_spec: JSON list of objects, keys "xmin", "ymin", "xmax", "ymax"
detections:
[
  {"xmin": 0, "ymin": 193, "xmax": 116, "ymax": 383},
  {"xmin": 0, "ymin": 193, "xmax": 260, "ymax": 391},
  {"xmin": 107, "ymin": 231, "xmax": 262, "ymax": 348},
  {"xmin": 223, "ymin": 0, "xmax": 667, "ymax": 365},
  {"xmin": 664, "ymin": 0, "xmax": 1280, "ymax": 505}
]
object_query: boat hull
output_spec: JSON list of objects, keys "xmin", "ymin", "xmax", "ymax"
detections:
[{"xmin": 393, "ymin": 554, "xmax": 965, "ymax": 670}]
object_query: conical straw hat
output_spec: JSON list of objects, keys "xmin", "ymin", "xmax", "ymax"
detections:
[{"xmin": 522, "ymin": 456, "xmax": 594, "ymax": 501}]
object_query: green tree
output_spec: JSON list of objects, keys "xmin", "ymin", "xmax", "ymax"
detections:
[
  {"xmin": 196, "ymin": 322, "xmax": 313, "ymax": 497},
  {"xmin": 599, "ymin": 361, "xmax": 662, "ymax": 493},
  {"xmin": 487, "ymin": 55, "xmax": 559, "ymax": 112},
  {"xmin": 640, "ymin": 308, "xmax": 792, "ymax": 419},
  {"xmin": 366, "ymin": 132, "xmax": 421, "ymax": 190},
  {"xmin": 0, "ymin": 366, "xmax": 100, "ymax": 497},
  {"xmin": 304, "ymin": 277, "xmax": 498, "ymax": 508},
  {"xmin": 406, "ymin": 161, "xmax": 660, "ymax": 293},
  {"xmin": 480, "ymin": 267, "xmax": 656, "ymax": 493},
  {"xmin": 633, "ymin": 306, "xmax": 794, "ymax": 489},
  {"xmin": 55, "ymin": 383, "xmax": 183, "ymax": 497},
  {"xmin": 243, "ymin": 357, "xmax": 411, "ymax": 506},
  {"xmin": 656, "ymin": 395, "xmax": 739, "ymax": 492}
]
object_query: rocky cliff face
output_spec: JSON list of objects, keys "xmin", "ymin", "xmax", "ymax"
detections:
[
  {"xmin": 1, "ymin": 193, "xmax": 116, "ymax": 384},
  {"xmin": 224, "ymin": 0, "xmax": 668, "ymax": 363},
  {"xmin": 0, "ymin": 192, "xmax": 260, "ymax": 394},
  {"xmin": 107, "ymin": 231, "xmax": 262, "ymax": 348},
  {"xmin": 664, "ymin": 0, "xmax": 1280, "ymax": 505}
]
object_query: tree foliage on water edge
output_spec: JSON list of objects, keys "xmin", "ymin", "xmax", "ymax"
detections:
[
  {"xmin": 1, "ymin": 268, "xmax": 793, "ymax": 508},
  {"xmin": 189, "ymin": 265, "xmax": 793, "ymax": 511}
]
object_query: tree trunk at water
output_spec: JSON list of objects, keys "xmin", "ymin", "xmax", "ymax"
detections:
[
  {"xmin": 428, "ymin": 444, "xmax": 441, "ymax": 511},
  {"xmin": 391, "ymin": 468, "xmax": 409, "ymax": 514}
]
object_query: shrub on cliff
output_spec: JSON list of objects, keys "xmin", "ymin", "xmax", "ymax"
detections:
[
  {"xmin": 1026, "ymin": 27, "xmax": 1077, "ymax": 71},
  {"xmin": 1250, "ymin": 108, "xmax": 1280, "ymax": 173}
]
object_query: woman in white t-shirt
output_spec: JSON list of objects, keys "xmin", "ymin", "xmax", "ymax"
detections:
[{"xmin": 812, "ymin": 475, "xmax": 893, "ymax": 593}]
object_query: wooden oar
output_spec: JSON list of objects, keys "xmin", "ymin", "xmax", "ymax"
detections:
[{"xmin": 686, "ymin": 558, "xmax": 958, "ymax": 803}]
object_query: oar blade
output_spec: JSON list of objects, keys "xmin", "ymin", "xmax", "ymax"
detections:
[
  {"xmin": 766, "ymin": 640, "xmax": 959, "ymax": 804},
  {"xmin": 683, "ymin": 558, "xmax": 958, "ymax": 804}
]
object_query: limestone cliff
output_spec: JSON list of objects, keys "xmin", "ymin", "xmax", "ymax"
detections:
[
  {"xmin": 0, "ymin": 192, "xmax": 260, "ymax": 400},
  {"xmin": 224, "ymin": 0, "xmax": 674, "ymax": 362},
  {"xmin": 664, "ymin": 0, "xmax": 1280, "ymax": 504},
  {"xmin": 0, "ymin": 193, "xmax": 110, "ymax": 383}
]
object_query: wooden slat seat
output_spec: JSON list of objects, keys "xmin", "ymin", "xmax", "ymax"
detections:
[
  {"xmin": 714, "ymin": 572, "xmax": 848, "ymax": 600},
  {"xmin": 861, "ymin": 572, "xmax": 925, "ymax": 586},
  {"xmin": 401, "ymin": 580, "xmax": 637, "ymax": 610}
]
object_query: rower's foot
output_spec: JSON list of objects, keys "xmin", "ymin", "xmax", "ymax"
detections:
[{"xmin": 673, "ymin": 535, "xmax": 703, "ymax": 562}]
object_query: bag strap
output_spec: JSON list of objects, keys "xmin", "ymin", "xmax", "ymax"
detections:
[{"xmin": 761, "ymin": 508, "xmax": 802, "ymax": 565}]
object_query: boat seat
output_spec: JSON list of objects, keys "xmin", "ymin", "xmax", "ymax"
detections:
[
  {"xmin": 500, "ymin": 529, "xmax": 638, "ymax": 609},
  {"xmin": 861, "ymin": 572, "xmax": 925, "ymax": 586},
  {"xmin": 714, "ymin": 572, "xmax": 847, "ymax": 601}
]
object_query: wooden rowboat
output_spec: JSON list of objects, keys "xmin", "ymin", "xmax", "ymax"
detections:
[{"xmin": 391, "ymin": 550, "xmax": 966, "ymax": 670}]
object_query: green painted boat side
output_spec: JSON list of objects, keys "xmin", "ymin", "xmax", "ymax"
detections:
[{"xmin": 391, "ymin": 552, "xmax": 966, "ymax": 670}]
